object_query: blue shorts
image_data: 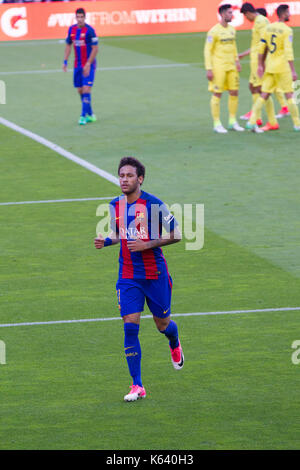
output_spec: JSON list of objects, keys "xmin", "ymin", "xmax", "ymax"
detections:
[
  {"xmin": 116, "ymin": 276, "xmax": 173, "ymax": 318},
  {"xmin": 73, "ymin": 66, "xmax": 96, "ymax": 88}
]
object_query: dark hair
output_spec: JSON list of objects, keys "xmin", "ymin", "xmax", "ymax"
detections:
[
  {"xmin": 76, "ymin": 8, "xmax": 86, "ymax": 17},
  {"xmin": 256, "ymin": 8, "xmax": 267, "ymax": 17},
  {"xmin": 218, "ymin": 4, "xmax": 232, "ymax": 15},
  {"xmin": 118, "ymin": 156, "xmax": 145, "ymax": 179},
  {"xmin": 240, "ymin": 2, "xmax": 256, "ymax": 13},
  {"xmin": 277, "ymin": 4, "xmax": 289, "ymax": 17}
]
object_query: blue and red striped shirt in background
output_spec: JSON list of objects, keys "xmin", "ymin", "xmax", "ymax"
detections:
[
  {"xmin": 109, "ymin": 191, "xmax": 178, "ymax": 281},
  {"xmin": 66, "ymin": 23, "xmax": 98, "ymax": 68}
]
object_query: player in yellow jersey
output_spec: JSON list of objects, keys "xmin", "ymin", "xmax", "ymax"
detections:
[
  {"xmin": 247, "ymin": 4, "xmax": 300, "ymax": 133},
  {"xmin": 239, "ymin": 3, "xmax": 289, "ymax": 124},
  {"xmin": 256, "ymin": 7, "xmax": 290, "ymax": 119},
  {"xmin": 204, "ymin": 4, "xmax": 244, "ymax": 134},
  {"xmin": 239, "ymin": 3, "xmax": 272, "ymax": 126}
]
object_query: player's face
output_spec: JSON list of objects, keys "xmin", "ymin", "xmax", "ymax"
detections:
[
  {"xmin": 283, "ymin": 9, "xmax": 290, "ymax": 22},
  {"xmin": 76, "ymin": 13, "xmax": 86, "ymax": 27},
  {"xmin": 244, "ymin": 11, "xmax": 255, "ymax": 22},
  {"xmin": 119, "ymin": 165, "xmax": 144, "ymax": 195},
  {"xmin": 222, "ymin": 8, "xmax": 233, "ymax": 23}
]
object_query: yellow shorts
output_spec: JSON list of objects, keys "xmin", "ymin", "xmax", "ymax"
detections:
[
  {"xmin": 261, "ymin": 71, "xmax": 293, "ymax": 94},
  {"xmin": 249, "ymin": 58, "xmax": 263, "ymax": 88},
  {"xmin": 208, "ymin": 68, "xmax": 239, "ymax": 93}
]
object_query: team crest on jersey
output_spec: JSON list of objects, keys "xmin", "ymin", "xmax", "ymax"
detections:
[{"xmin": 136, "ymin": 211, "xmax": 145, "ymax": 219}]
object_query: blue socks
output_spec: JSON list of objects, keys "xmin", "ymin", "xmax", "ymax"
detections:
[
  {"xmin": 81, "ymin": 93, "xmax": 93, "ymax": 117},
  {"xmin": 124, "ymin": 323, "xmax": 142, "ymax": 387},
  {"xmin": 161, "ymin": 320, "xmax": 179, "ymax": 350}
]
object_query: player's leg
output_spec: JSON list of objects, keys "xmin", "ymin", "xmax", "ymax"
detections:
[
  {"xmin": 240, "ymin": 82, "xmax": 254, "ymax": 121},
  {"xmin": 82, "ymin": 66, "xmax": 97, "ymax": 123},
  {"xmin": 145, "ymin": 277, "xmax": 184, "ymax": 370},
  {"xmin": 211, "ymin": 92, "xmax": 227, "ymax": 133},
  {"xmin": 117, "ymin": 280, "xmax": 146, "ymax": 401},
  {"xmin": 73, "ymin": 68, "xmax": 86, "ymax": 125},
  {"xmin": 241, "ymin": 60, "xmax": 262, "ymax": 123},
  {"xmin": 284, "ymin": 92, "xmax": 300, "ymax": 131},
  {"xmin": 278, "ymin": 72, "xmax": 300, "ymax": 130},
  {"xmin": 247, "ymin": 73, "xmax": 278, "ymax": 132},
  {"xmin": 227, "ymin": 71, "xmax": 244, "ymax": 131},
  {"xmin": 228, "ymin": 90, "xmax": 244, "ymax": 132},
  {"xmin": 275, "ymin": 90, "xmax": 290, "ymax": 118},
  {"xmin": 252, "ymin": 85, "xmax": 263, "ymax": 126},
  {"xmin": 208, "ymin": 68, "xmax": 227, "ymax": 133},
  {"xmin": 262, "ymin": 94, "xmax": 278, "ymax": 131}
]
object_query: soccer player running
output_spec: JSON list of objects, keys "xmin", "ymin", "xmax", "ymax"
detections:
[
  {"xmin": 63, "ymin": 8, "xmax": 98, "ymax": 125},
  {"xmin": 204, "ymin": 4, "xmax": 244, "ymax": 134},
  {"xmin": 246, "ymin": 4, "xmax": 300, "ymax": 133},
  {"xmin": 94, "ymin": 157, "xmax": 184, "ymax": 402}
]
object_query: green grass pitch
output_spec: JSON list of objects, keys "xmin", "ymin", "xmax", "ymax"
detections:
[{"xmin": 0, "ymin": 30, "xmax": 300, "ymax": 450}]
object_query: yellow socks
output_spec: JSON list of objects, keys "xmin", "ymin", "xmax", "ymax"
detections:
[
  {"xmin": 250, "ymin": 97, "xmax": 265, "ymax": 125},
  {"xmin": 287, "ymin": 98, "xmax": 300, "ymax": 127},
  {"xmin": 252, "ymin": 93, "xmax": 261, "ymax": 120},
  {"xmin": 211, "ymin": 95, "xmax": 221, "ymax": 126},
  {"xmin": 228, "ymin": 95, "xmax": 238, "ymax": 125},
  {"xmin": 265, "ymin": 96, "xmax": 277, "ymax": 126},
  {"xmin": 275, "ymin": 91, "xmax": 287, "ymax": 109}
]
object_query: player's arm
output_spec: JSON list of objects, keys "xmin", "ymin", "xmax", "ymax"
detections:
[
  {"xmin": 127, "ymin": 227, "xmax": 182, "ymax": 252},
  {"xmin": 83, "ymin": 45, "xmax": 99, "ymax": 76},
  {"xmin": 285, "ymin": 31, "xmax": 297, "ymax": 81},
  {"xmin": 63, "ymin": 44, "xmax": 72, "ymax": 72},
  {"xmin": 63, "ymin": 29, "xmax": 72, "ymax": 72},
  {"xmin": 94, "ymin": 232, "xmax": 120, "ymax": 250},
  {"xmin": 234, "ymin": 40, "xmax": 241, "ymax": 72},
  {"xmin": 238, "ymin": 48, "xmax": 250, "ymax": 59},
  {"xmin": 83, "ymin": 31, "xmax": 99, "ymax": 77},
  {"xmin": 204, "ymin": 30, "xmax": 215, "ymax": 81},
  {"xmin": 94, "ymin": 202, "xmax": 120, "ymax": 249},
  {"xmin": 257, "ymin": 37, "xmax": 268, "ymax": 78}
]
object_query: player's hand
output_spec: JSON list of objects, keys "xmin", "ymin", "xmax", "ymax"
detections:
[
  {"xmin": 206, "ymin": 70, "xmax": 213, "ymax": 81},
  {"xmin": 63, "ymin": 65, "xmax": 68, "ymax": 73},
  {"xmin": 94, "ymin": 234, "xmax": 105, "ymax": 250},
  {"xmin": 127, "ymin": 239, "xmax": 148, "ymax": 252},
  {"xmin": 257, "ymin": 65, "xmax": 264, "ymax": 79},
  {"xmin": 83, "ymin": 62, "xmax": 91, "ymax": 77},
  {"xmin": 236, "ymin": 61, "xmax": 241, "ymax": 73},
  {"xmin": 292, "ymin": 71, "xmax": 298, "ymax": 81}
]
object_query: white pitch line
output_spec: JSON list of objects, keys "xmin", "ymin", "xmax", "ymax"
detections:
[
  {"xmin": 0, "ymin": 197, "xmax": 115, "ymax": 206},
  {"xmin": 0, "ymin": 307, "xmax": 299, "ymax": 328},
  {"xmin": 0, "ymin": 117, "xmax": 119, "ymax": 187},
  {"xmin": 0, "ymin": 62, "xmax": 199, "ymax": 76}
]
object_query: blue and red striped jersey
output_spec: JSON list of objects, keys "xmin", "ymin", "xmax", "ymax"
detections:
[
  {"xmin": 109, "ymin": 191, "xmax": 178, "ymax": 280},
  {"xmin": 66, "ymin": 23, "xmax": 98, "ymax": 68}
]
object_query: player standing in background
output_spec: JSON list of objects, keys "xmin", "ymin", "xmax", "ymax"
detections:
[
  {"xmin": 63, "ymin": 8, "xmax": 98, "ymax": 125},
  {"xmin": 239, "ymin": 3, "xmax": 289, "ymax": 124},
  {"xmin": 94, "ymin": 157, "xmax": 184, "ymax": 402},
  {"xmin": 239, "ymin": 3, "xmax": 272, "ymax": 127},
  {"xmin": 257, "ymin": 7, "xmax": 290, "ymax": 119},
  {"xmin": 256, "ymin": 7, "xmax": 290, "ymax": 118},
  {"xmin": 204, "ymin": 4, "xmax": 244, "ymax": 134},
  {"xmin": 247, "ymin": 4, "xmax": 300, "ymax": 132}
]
